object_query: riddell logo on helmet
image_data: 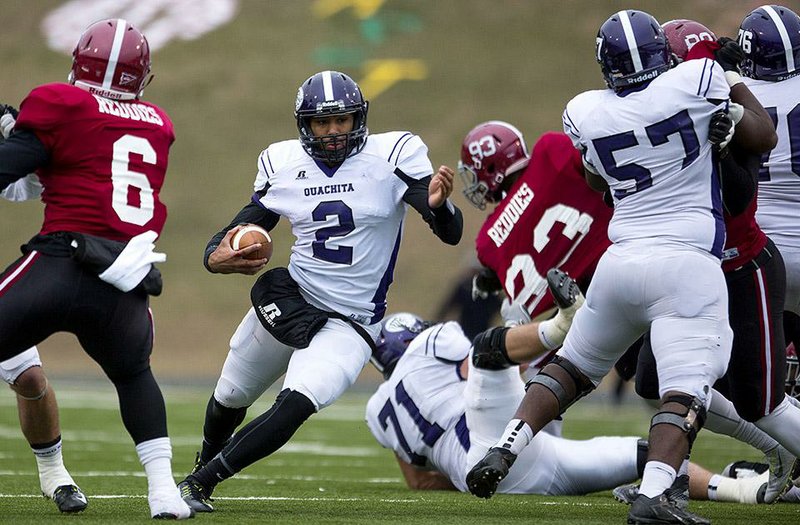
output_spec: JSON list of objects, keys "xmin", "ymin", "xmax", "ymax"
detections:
[
  {"xmin": 625, "ymin": 69, "xmax": 662, "ymax": 84},
  {"xmin": 317, "ymin": 101, "xmax": 345, "ymax": 111}
]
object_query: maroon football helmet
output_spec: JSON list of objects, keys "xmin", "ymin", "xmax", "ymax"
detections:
[
  {"xmin": 458, "ymin": 121, "xmax": 529, "ymax": 210},
  {"xmin": 662, "ymin": 19, "xmax": 717, "ymax": 61},
  {"xmin": 69, "ymin": 18, "xmax": 151, "ymax": 101}
]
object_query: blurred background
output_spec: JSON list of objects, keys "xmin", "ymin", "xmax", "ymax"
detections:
[{"xmin": 0, "ymin": 0, "xmax": 772, "ymax": 385}]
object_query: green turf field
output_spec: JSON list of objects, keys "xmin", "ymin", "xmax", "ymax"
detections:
[{"xmin": 1, "ymin": 384, "xmax": 798, "ymax": 524}]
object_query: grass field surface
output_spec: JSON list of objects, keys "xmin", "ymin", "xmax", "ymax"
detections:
[{"xmin": 1, "ymin": 383, "xmax": 798, "ymax": 524}]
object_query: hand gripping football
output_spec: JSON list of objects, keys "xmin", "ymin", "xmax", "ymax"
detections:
[{"xmin": 231, "ymin": 224, "xmax": 273, "ymax": 261}]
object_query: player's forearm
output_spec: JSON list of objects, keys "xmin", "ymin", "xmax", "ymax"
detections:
[
  {"xmin": 395, "ymin": 454, "xmax": 457, "ymax": 491},
  {"xmin": 203, "ymin": 200, "xmax": 279, "ymax": 272},
  {"xmin": 404, "ymin": 178, "xmax": 463, "ymax": 245},
  {"xmin": 0, "ymin": 130, "xmax": 48, "ymax": 191},
  {"xmin": 505, "ymin": 322, "xmax": 549, "ymax": 363}
]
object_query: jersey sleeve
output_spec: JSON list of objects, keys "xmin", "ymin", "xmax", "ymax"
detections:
[
  {"xmin": 392, "ymin": 133, "xmax": 433, "ymax": 181},
  {"xmin": 416, "ymin": 321, "xmax": 471, "ymax": 363},
  {"xmin": 687, "ymin": 58, "xmax": 730, "ymax": 103},
  {"xmin": 15, "ymin": 84, "xmax": 75, "ymax": 150},
  {"xmin": 562, "ymin": 93, "xmax": 600, "ymax": 174},
  {"xmin": 253, "ymin": 147, "xmax": 274, "ymax": 192}
]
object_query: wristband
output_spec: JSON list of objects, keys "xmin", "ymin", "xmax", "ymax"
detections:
[{"xmin": 725, "ymin": 70, "xmax": 743, "ymax": 88}]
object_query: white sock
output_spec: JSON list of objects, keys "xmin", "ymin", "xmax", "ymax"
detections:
[
  {"xmin": 537, "ymin": 291, "xmax": 584, "ymax": 351},
  {"xmin": 136, "ymin": 438, "xmax": 191, "ymax": 518},
  {"xmin": 756, "ymin": 396, "xmax": 800, "ymax": 457},
  {"xmin": 494, "ymin": 419, "xmax": 533, "ymax": 456},
  {"xmin": 136, "ymin": 437, "xmax": 177, "ymax": 494},
  {"xmin": 538, "ymin": 319, "xmax": 566, "ymax": 351},
  {"xmin": 639, "ymin": 461, "xmax": 676, "ymax": 499},
  {"xmin": 33, "ymin": 438, "xmax": 75, "ymax": 497},
  {"xmin": 678, "ymin": 456, "xmax": 689, "ymax": 477},
  {"xmin": 711, "ymin": 471, "xmax": 767, "ymax": 503}
]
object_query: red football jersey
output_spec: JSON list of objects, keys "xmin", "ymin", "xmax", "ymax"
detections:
[
  {"xmin": 722, "ymin": 194, "xmax": 767, "ymax": 272},
  {"xmin": 476, "ymin": 132, "xmax": 612, "ymax": 319},
  {"xmin": 15, "ymin": 83, "xmax": 174, "ymax": 241}
]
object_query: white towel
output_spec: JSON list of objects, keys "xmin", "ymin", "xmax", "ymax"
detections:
[{"xmin": 99, "ymin": 230, "xmax": 166, "ymax": 292}]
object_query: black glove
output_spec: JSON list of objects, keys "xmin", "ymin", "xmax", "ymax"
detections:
[
  {"xmin": 471, "ymin": 266, "xmax": 502, "ymax": 301},
  {"xmin": 708, "ymin": 110, "xmax": 734, "ymax": 151},
  {"xmin": 1, "ymin": 104, "xmax": 19, "ymax": 118},
  {"xmin": 714, "ymin": 37, "xmax": 744, "ymax": 72}
]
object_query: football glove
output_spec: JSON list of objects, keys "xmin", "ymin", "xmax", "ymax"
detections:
[
  {"xmin": 500, "ymin": 297, "xmax": 531, "ymax": 327},
  {"xmin": 471, "ymin": 267, "xmax": 502, "ymax": 301},
  {"xmin": 708, "ymin": 110, "xmax": 735, "ymax": 151},
  {"xmin": 714, "ymin": 37, "xmax": 744, "ymax": 72}
]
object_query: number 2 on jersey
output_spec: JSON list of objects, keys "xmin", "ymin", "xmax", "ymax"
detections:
[{"xmin": 312, "ymin": 200, "xmax": 355, "ymax": 264}]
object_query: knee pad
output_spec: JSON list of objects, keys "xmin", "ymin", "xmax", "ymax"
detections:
[
  {"xmin": 471, "ymin": 327, "xmax": 516, "ymax": 370},
  {"xmin": 214, "ymin": 376, "xmax": 259, "ymax": 409},
  {"xmin": 650, "ymin": 394, "xmax": 707, "ymax": 447},
  {"xmin": 1, "ymin": 347, "xmax": 42, "ymax": 386},
  {"xmin": 524, "ymin": 355, "xmax": 595, "ymax": 415}
]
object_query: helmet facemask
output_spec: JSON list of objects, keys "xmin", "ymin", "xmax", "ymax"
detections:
[{"xmin": 295, "ymin": 71, "xmax": 369, "ymax": 165}]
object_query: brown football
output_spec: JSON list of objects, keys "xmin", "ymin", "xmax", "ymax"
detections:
[{"xmin": 231, "ymin": 225, "xmax": 273, "ymax": 261}]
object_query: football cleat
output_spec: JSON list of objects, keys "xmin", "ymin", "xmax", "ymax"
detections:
[
  {"xmin": 613, "ymin": 483, "xmax": 640, "ymax": 505},
  {"xmin": 613, "ymin": 475, "xmax": 689, "ymax": 510},
  {"xmin": 545, "ymin": 269, "xmax": 585, "ymax": 339},
  {"xmin": 627, "ymin": 493, "xmax": 710, "ymax": 525},
  {"xmin": 50, "ymin": 484, "xmax": 88, "ymax": 513},
  {"xmin": 763, "ymin": 445, "xmax": 796, "ymax": 503},
  {"xmin": 465, "ymin": 447, "xmax": 516, "ymax": 499},
  {"xmin": 546, "ymin": 268, "xmax": 583, "ymax": 310},
  {"xmin": 190, "ymin": 452, "xmax": 206, "ymax": 476},
  {"xmin": 178, "ymin": 476, "xmax": 214, "ymax": 513}
]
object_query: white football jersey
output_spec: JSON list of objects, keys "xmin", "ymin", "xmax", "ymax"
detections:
[
  {"xmin": 253, "ymin": 132, "xmax": 433, "ymax": 324},
  {"xmin": 744, "ymin": 74, "xmax": 800, "ymax": 247},
  {"xmin": 365, "ymin": 321, "xmax": 471, "ymax": 491},
  {"xmin": 563, "ymin": 59, "xmax": 729, "ymax": 257}
]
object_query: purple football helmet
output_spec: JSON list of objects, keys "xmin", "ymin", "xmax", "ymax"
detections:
[
  {"xmin": 371, "ymin": 313, "xmax": 429, "ymax": 379},
  {"xmin": 739, "ymin": 5, "xmax": 800, "ymax": 81},
  {"xmin": 597, "ymin": 10, "xmax": 673, "ymax": 91},
  {"xmin": 295, "ymin": 70, "xmax": 369, "ymax": 164}
]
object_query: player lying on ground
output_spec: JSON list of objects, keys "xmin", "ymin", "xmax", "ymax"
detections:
[{"xmin": 366, "ymin": 274, "xmax": 774, "ymax": 503}]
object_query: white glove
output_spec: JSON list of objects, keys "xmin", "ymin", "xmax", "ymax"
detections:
[
  {"xmin": 500, "ymin": 297, "xmax": 531, "ymax": 327},
  {"xmin": 0, "ymin": 113, "xmax": 15, "ymax": 139},
  {"xmin": 1, "ymin": 174, "xmax": 42, "ymax": 201}
]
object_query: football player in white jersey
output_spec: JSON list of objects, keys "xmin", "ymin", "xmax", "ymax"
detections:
[
  {"xmin": 368, "ymin": 311, "xmax": 646, "ymax": 496},
  {"xmin": 466, "ymin": 10, "xmax": 776, "ymax": 525},
  {"xmin": 178, "ymin": 71, "xmax": 463, "ymax": 512},
  {"xmin": 739, "ymin": 5, "xmax": 800, "ymax": 340},
  {"xmin": 367, "ymin": 311, "xmax": 775, "ymax": 505}
]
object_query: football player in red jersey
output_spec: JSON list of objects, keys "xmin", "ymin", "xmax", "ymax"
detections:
[
  {"xmin": 458, "ymin": 122, "xmax": 610, "ymax": 399},
  {"xmin": 0, "ymin": 19, "xmax": 192, "ymax": 519}
]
